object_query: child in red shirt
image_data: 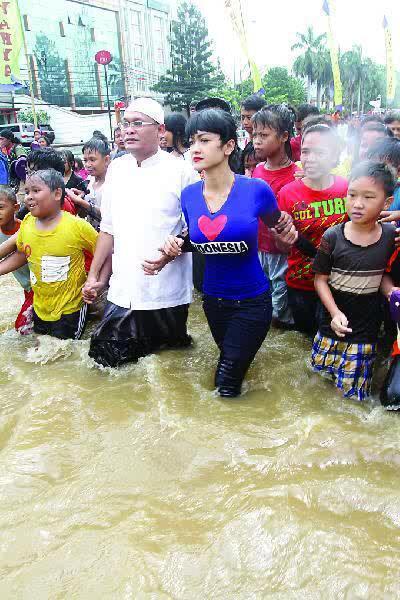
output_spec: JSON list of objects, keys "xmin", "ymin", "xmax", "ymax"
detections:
[
  {"xmin": 252, "ymin": 105, "xmax": 298, "ymax": 328},
  {"xmin": 276, "ymin": 122, "xmax": 348, "ymax": 335}
]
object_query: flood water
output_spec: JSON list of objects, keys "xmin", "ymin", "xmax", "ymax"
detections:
[{"xmin": 1, "ymin": 275, "xmax": 400, "ymax": 599}]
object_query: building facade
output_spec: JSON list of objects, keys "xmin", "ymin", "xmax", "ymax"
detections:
[{"xmin": 15, "ymin": 0, "xmax": 172, "ymax": 111}]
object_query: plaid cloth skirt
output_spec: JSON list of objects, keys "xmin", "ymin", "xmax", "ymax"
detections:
[{"xmin": 311, "ymin": 332, "xmax": 377, "ymax": 401}]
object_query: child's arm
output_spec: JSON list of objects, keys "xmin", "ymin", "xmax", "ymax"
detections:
[
  {"xmin": 0, "ymin": 233, "xmax": 18, "ymax": 260},
  {"xmin": 380, "ymin": 274, "xmax": 400, "ymax": 300},
  {"xmin": 82, "ymin": 232, "xmax": 113, "ymax": 303},
  {"xmin": 0, "ymin": 250, "xmax": 27, "ymax": 275},
  {"xmin": 314, "ymin": 273, "xmax": 352, "ymax": 338}
]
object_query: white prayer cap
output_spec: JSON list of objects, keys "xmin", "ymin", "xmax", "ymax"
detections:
[{"xmin": 127, "ymin": 97, "xmax": 164, "ymax": 124}]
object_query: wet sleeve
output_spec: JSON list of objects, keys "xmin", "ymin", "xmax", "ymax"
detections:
[
  {"xmin": 312, "ymin": 230, "xmax": 334, "ymax": 275},
  {"xmin": 16, "ymin": 219, "xmax": 25, "ymax": 252}
]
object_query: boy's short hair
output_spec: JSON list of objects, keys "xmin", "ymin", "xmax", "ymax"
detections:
[
  {"xmin": 82, "ymin": 137, "xmax": 110, "ymax": 157},
  {"xmin": 367, "ymin": 138, "xmax": 400, "ymax": 170},
  {"xmin": 32, "ymin": 169, "xmax": 66, "ymax": 206},
  {"xmin": 27, "ymin": 148, "xmax": 65, "ymax": 174},
  {"xmin": 295, "ymin": 104, "xmax": 320, "ymax": 122},
  {"xmin": 384, "ymin": 110, "xmax": 400, "ymax": 125},
  {"xmin": 360, "ymin": 114, "xmax": 384, "ymax": 128},
  {"xmin": 0, "ymin": 185, "xmax": 17, "ymax": 204},
  {"xmin": 241, "ymin": 94, "xmax": 266, "ymax": 112},
  {"xmin": 361, "ymin": 121, "xmax": 392, "ymax": 138},
  {"xmin": 302, "ymin": 114, "xmax": 332, "ymax": 133},
  {"xmin": 349, "ymin": 160, "xmax": 397, "ymax": 198}
]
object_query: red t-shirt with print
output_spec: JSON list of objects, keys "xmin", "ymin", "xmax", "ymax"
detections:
[
  {"xmin": 253, "ymin": 162, "xmax": 298, "ymax": 253},
  {"xmin": 278, "ymin": 175, "xmax": 348, "ymax": 291}
]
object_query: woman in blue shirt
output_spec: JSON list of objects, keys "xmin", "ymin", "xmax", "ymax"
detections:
[{"xmin": 145, "ymin": 109, "xmax": 296, "ymax": 397}]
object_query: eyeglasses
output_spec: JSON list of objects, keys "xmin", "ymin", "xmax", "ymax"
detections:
[{"xmin": 120, "ymin": 119, "xmax": 157, "ymax": 130}]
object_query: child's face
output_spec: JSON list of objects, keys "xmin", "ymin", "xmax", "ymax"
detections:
[
  {"xmin": 301, "ymin": 131, "xmax": 338, "ymax": 180},
  {"xmin": 253, "ymin": 125, "xmax": 284, "ymax": 161},
  {"xmin": 83, "ymin": 149, "xmax": 110, "ymax": 179},
  {"xmin": 387, "ymin": 120, "xmax": 400, "ymax": 140},
  {"xmin": 346, "ymin": 176, "xmax": 390, "ymax": 224},
  {"xmin": 0, "ymin": 196, "xmax": 18, "ymax": 229},
  {"xmin": 244, "ymin": 153, "xmax": 257, "ymax": 177},
  {"xmin": 25, "ymin": 176, "xmax": 62, "ymax": 219}
]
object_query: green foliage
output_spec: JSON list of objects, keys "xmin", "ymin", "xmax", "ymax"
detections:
[
  {"xmin": 213, "ymin": 68, "xmax": 305, "ymax": 115},
  {"xmin": 291, "ymin": 26, "xmax": 327, "ymax": 102},
  {"xmin": 19, "ymin": 109, "xmax": 50, "ymax": 124},
  {"xmin": 152, "ymin": 1, "xmax": 223, "ymax": 113},
  {"xmin": 33, "ymin": 34, "xmax": 69, "ymax": 106}
]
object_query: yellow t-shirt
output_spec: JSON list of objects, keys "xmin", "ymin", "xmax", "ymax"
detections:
[{"xmin": 16, "ymin": 212, "xmax": 97, "ymax": 321}]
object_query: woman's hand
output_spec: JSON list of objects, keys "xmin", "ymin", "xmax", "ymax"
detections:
[
  {"xmin": 331, "ymin": 311, "xmax": 352, "ymax": 338},
  {"xmin": 142, "ymin": 250, "xmax": 173, "ymax": 276},
  {"xmin": 163, "ymin": 235, "xmax": 184, "ymax": 258},
  {"xmin": 272, "ymin": 222, "xmax": 298, "ymax": 248},
  {"xmin": 66, "ymin": 188, "xmax": 87, "ymax": 208},
  {"xmin": 379, "ymin": 210, "xmax": 400, "ymax": 223},
  {"xmin": 275, "ymin": 210, "xmax": 293, "ymax": 232}
]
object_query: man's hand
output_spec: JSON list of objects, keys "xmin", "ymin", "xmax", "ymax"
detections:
[
  {"xmin": 66, "ymin": 188, "xmax": 87, "ymax": 208},
  {"xmin": 331, "ymin": 311, "xmax": 352, "ymax": 338},
  {"xmin": 163, "ymin": 235, "xmax": 184, "ymax": 258},
  {"xmin": 379, "ymin": 210, "xmax": 400, "ymax": 223},
  {"xmin": 275, "ymin": 210, "xmax": 293, "ymax": 233},
  {"xmin": 272, "ymin": 222, "xmax": 298, "ymax": 248},
  {"xmin": 142, "ymin": 250, "xmax": 173, "ymax": 275}
]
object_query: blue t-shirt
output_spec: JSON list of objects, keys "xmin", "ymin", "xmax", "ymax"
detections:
[{"xmin": 181, "ymin": 174, "xmax": 279, "ymax": 299}]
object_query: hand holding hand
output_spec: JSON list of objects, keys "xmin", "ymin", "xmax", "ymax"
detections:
[{"xmin": 163, "ymin": 235, "xmax": 184, "ymax": 258}]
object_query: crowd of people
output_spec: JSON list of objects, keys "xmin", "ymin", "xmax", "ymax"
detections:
[{"xmin": 1, "ymin": 94, "xmax": 400, "ymax": 408}]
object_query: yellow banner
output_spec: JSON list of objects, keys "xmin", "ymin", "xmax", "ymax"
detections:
[
  {"xmin": 224, "ymin": 0, "xmax": 262, "ymax": 92},
  {"xmin": 0, "ymin": 0, "xmax": 24, "ymax": 84},
  {"xmin": 323, "ymin": 0, "xmax": 343, "ymax": 107},
  {"xmin": 384, "ymin": 18, "xmax": 396, "ymax": 102}
]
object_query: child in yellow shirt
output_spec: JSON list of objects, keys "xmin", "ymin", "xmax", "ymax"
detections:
[{"xmin": 0, "ymin": 169, "xmax": 98, "ymax": 339}]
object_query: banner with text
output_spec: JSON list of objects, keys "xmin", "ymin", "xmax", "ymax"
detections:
[{"xmin": 0, "ymin": 0, "xmax": 24, "ymax": 85}]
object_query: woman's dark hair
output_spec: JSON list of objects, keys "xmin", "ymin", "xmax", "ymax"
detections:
[
  {"xmin": 252, "ymin": 104, "xmax": 295, "ymax": 160},
  {"xmin": 82, "ymin": 137, "xmax": 110, "ymax": 157},
  {"xmin": 367, "ymin": 138, "xmax": 400, "ymax": 170},
  {"xmin": 349, "ymin": 160, "xmax": 397, "ymax": 197},
  {"xmin": 39, "ymin": 135, "xmax": 51, "ymax": 146},
  {"xmin": 74, "ymin": 156, "xmax": 84, "ymax": 170},
  {"xmin": 61, "ymin": 149, "xmax": 75, "ymax": 169},
  {"xmin": 0, "ymin": 128, "xmax": 17, "ymax": 143},
  {"xmin": 186, "ymin": 108, "xmax": 239, "ymax": 169},
  {"xmin": 164, "ymin": 113, "xmax": 188, "ymax": 154},
  {"xmin": 241, "ymin": 94, "xmax": 266, "ymax": 112}
]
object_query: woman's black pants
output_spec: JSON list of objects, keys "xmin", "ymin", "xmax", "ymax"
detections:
[{"xmin": 202, "ymin": 291, "xmax": 272, "ymax": 398}]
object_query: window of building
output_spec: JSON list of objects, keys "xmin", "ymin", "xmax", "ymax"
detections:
[
  {"xmin": 134, "ymin": 44, "xmax": 144, "ymax": 68},
  {"xmin": 23, "ymin": 14, "xmax": 30, "ymax": 31},
  {"xmin": 131, "ymin": 10, "xmax": 142, "ymax": 39},
  {"xmin": 90, "ymin": 28, "xmax": 95, "ymax": 42},
  {"xmin": 59, "ymin": 22, "xmax": 65, "ymax": 37}
]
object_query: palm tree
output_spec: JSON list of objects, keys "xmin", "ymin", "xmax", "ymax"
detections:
[
  {"xmin": 291, "ymin": 26, "xmax": 327, "ymax": 103},
  {"xmin": 315, "ymin": 49, "xmax": 333, "ymax": 109}
]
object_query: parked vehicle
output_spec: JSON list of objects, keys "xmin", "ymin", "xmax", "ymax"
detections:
[{"xmin": 4, "ymin": 122, "xmax": 35, "ymax": 146}]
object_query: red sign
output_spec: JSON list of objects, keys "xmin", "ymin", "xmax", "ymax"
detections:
[{"xmin": 95, "ymin": 50, "xmax": 112, "ymax": 65}]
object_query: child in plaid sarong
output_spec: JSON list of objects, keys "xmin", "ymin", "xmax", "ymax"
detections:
[{"xmin": 311, "ymin": 161, "xmax": 397, "ymax": 401}]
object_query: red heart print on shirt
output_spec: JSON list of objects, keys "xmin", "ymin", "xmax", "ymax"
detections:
[{"xmin": 198, "ymin": 214, "xmax": 227, "ymax": 241}]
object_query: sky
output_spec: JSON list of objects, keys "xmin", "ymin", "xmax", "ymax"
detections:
[{"xmin": 193, "ymin": 0, "xmax": 400, "ymax": 82}]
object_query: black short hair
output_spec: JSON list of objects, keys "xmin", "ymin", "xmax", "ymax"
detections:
[
  {"xmin": 164, "ymin": 113, "xmax": 188, "ymax": 152},
  {"xmin": 39, "ymin": 135, "xmax": 51, "ymax": 146},
  {"xmin": 186, "ymin": 108, "xmax": 238, "ymax": 169},
  {"xmin": 82, "ymin": 137, "xmax": 110, "ymax": 157},
  {"xmin": 349, "ymin": 160, "xmax": 396, "ymax": 197},
  {"xmin": 195, "ymin": 97, "xmax": 231, "ymax": 113},
  {"xmin": 360, "ymin": 114, "xmax": 384, "ymax": 128},
  {"xmin": 30, "ymin": 168, "xmax": 66, "ymax": 205},
  {"xmin": 0, "ymin": 185, "xmax": 17, "ymax": 204},
  {"xmin": 384, "ymin": 110, "xmax": 400, "ymax": 125},
  {"xmin": 241, "ymin": 94, "xmax": 266, "ymax": 112},
  {"xmin": 27, "ymin": 148, "xmax": 65, "ymax": 175},
  {"xmin": 295, "ymin": 104, "xmax": 320, "ymax": 122},
  {"xmin": 302, "ymin": 114, "xmax": 333, "ymax": 132},
  {"xmin": 0, "ymin": 128, "xmax": 17, "ymax": 143},
  {"xmin": 302, "ymin": 122, "xmax": 341, "ymax": 160},
  {"xmin": 74, "ymin": 156, "xmax": 84, "ymax": 170},
  {"xmin": 361, "ymin": 121, "xmax": 392, "ymax": 139},
  {"xmin": 367, "ymin": 138, "xmax": 400, "ymax": 170},
  {"xmin": 252, "ymin": 104, "xmax": 294, "ymax": 159},
  {"xmin": 240, "ymin": 141, "xmax": 256, "ymax": 174}
]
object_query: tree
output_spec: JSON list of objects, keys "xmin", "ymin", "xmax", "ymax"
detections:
[
  {"xmin": 291, "ymin": 26, "xmax": 327, "ymax": 102},
  {"xmin": 152, "ymin": 1, "xmax": 223, "ymax": 114},
  {"xmin": 33, "ymin": 34, "xmax": 69, "ymax": 106},
  {"xmin": 314, "ymin": 49, "xmax": 332, "ymax": 109},
  {"xmin": 19, "ymin": 109, "xmax": 50, "ymax": 124},
  {"xmin": 263, "ymin": 67, "xmax": 306, "ymax": 106}
]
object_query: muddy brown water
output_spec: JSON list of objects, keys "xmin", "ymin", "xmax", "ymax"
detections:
[{"xmin": 1, "ymin": 275, "xmax": 400, "ymax": 599}]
